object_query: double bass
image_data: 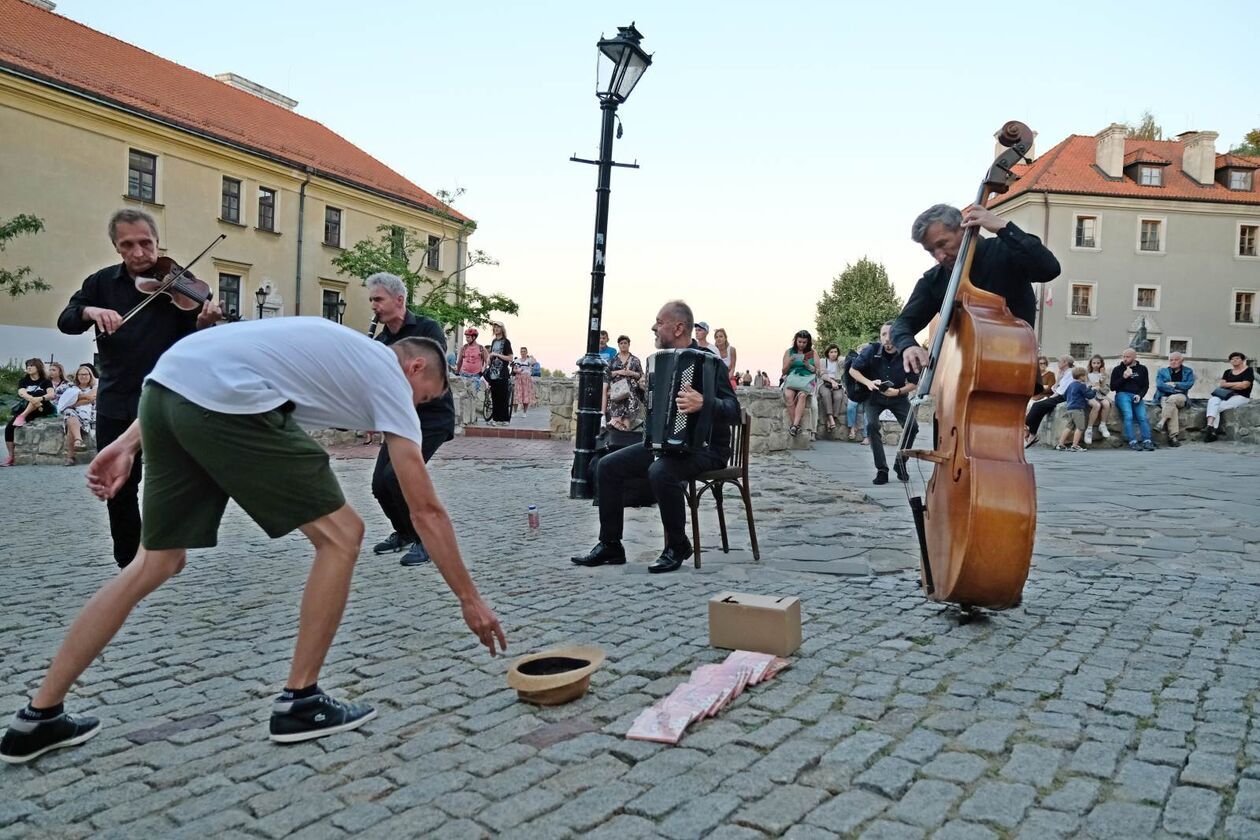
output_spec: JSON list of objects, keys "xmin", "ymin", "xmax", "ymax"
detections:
[{"xmin": 898, "ymin": 121, "xmax": 1038, "ymax": 611}]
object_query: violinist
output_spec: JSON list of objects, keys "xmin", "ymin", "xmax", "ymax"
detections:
[
  {"xmin": 894, "ymin": 203, "xmax": 1060, "ymax": 375},
  {"xmin": 57, "ymin": 208, "xmax": 221, "ymax": 569}
]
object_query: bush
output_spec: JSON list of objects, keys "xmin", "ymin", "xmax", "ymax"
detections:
[{"xmin": 0, "ymin": 363, "xmax": 22, "ymax": 423}]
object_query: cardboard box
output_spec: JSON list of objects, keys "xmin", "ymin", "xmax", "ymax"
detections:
[{"xmin": 708, "ymin": 592, "xmax": 801, "ymax": 657}]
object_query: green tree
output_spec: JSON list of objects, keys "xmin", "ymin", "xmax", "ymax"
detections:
[
  {"xmin": 332, "ymin": 190, "xmax": 516, "ymax": 329},
  {"xmin": 1231, "ymin": 128, "xmax": 1260, "ymax": 156},
  {"xmin": 815, "ymin": 257, "xmax": 903, "ymax": 353},
  {"xmin": 0, "ymin": 214, "xmax": 50, "ymax": 298},
  {"xmin": 1126, "ymin": 110, "xmax": 1163, "ymax": 141}
]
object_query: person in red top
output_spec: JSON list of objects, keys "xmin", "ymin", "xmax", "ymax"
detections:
[{"xmin": 457, "ymin": 327, "xmax": 488, "ymax": 390}]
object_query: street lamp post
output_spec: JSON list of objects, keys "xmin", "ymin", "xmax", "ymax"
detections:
[
  {"xmin": 337, "ymin": 297, "xmax": 348, "ymax": 324},
  {"xmin": 255, "ymin": 285, "xmax": 270, "ymax": 320},
  {"xmin": 569, "ymin": 23, "xmax": 653, "ymax": 499}
]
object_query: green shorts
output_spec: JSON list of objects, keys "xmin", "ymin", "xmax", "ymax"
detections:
[{"xmin": 139, "ymin": 382, "xmax": 345, "ymax": 550}]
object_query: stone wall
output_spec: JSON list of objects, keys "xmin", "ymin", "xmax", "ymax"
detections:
[
  {"xmin": 1039, "ymin": 398, "xmax": 1260, "ymax": 447},
  {"xmin": 11, "ymin": 417, "xmax": 94, "ymax": 466}
]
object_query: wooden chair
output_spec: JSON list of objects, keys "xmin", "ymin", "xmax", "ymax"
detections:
[{"xmin": 686, "ymin": 410, "xmax": 759, "ymax": 568}]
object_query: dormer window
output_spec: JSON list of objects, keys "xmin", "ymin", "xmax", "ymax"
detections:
[
  {"xmin": 1229, "ymin": 170, "xmax": 1254, "ymax": 191},
  {"xmin": 1139, "ymin": 165, "xmax": 1162, "ymax": 187}
]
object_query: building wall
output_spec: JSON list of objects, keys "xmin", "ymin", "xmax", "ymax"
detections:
[
  {"xmin": 999, "ymin": 193, "xmax": 1260, "ymax": 364},
  {"xmin": 0, "ymin": 72, "xmax": 468, "ymax": 365}
]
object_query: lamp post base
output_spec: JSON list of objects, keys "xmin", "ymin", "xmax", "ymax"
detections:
[{"xmin": 569, "ymin": 352, "xmax": 608, "ymax": 499}]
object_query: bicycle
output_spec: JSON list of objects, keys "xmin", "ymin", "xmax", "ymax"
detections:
[{"xmin": 482, "ymin": 374, "xmax": 515, "ymax": 423}]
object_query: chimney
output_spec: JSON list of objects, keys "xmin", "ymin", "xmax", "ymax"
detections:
[
  {"xmin": 1095, "ymin": 123, "xmax": 1127, "ymax": 179},
  {"xmin": 1178, "ymin": 131, "xmax": 1219, "ymax": 186},
  {"xmin": 214, "ymin": 73, "xmax": 297, "ymax": 111}
]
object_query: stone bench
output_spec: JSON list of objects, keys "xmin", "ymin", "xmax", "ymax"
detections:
[
  {"xmin": 12, "ymin": 416, "xmax": 95, "ymax": 466},
  {"xmin": 1039, "ymin": 398, "xmax": 1260, "ymax": 447}
]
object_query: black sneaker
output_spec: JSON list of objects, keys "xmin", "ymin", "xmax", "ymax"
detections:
[
  {"xmin": 872, "ymin": 470, "xmax": 889, "ymax": 485},
  {"xmin": 269, "ymin": 692, "xmax": 377, "ymax": 743},
  {"xmin": 373, "ymin": 532, "xmax": 411, "ymax": 555},
  {"xmin": 0, "ymin": 710, "xmax": 101, "ymax": 764},
  {"xmin": 894, "ymin": 460, "xmax": 910, "ymax": 482}
]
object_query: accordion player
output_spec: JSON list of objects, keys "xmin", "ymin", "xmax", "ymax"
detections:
[{"xmin": 645, "ymin": 348, "xmax": 722, "ymax": 455}]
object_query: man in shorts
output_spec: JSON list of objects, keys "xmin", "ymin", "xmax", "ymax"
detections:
[{"xmin": 1, "ymin": 317, "xmax": 506, "ymax": 764}]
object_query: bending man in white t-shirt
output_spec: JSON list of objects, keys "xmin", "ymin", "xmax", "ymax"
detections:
[{"xmin": 1, "ymin": 317, "xmax": 506, "ymax": 764}]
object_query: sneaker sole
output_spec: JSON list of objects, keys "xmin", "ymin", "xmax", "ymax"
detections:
[
  {"xmin": 0, "ymin": 721, "xmax": 101, "ymax": 764},
  {"xmin": 269, "ymin": 707, "xmax": 378, "ymax": 744}
]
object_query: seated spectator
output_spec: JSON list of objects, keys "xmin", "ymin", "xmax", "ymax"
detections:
[
  {"xmin": 1154, "ymin": 351, "xmax": 1195, "ymax": 447},
  {"xmin": 46, "ymin": 362, "xmax": 71, "ymax": 410},
  {"xmin": 781, "ymin": 331, "xmax": 817, "ymax": 437},
  {"xmin": 818, "ymin": 344, "xmax": 844, "ymax": 432},
  {"xmin": 1205, "ymin": 351, "xmax": 1254, "ymax": 442},
  {"xmin": 3, "ymin": 358, "xmax": 55, "ymax": 466},
  {"xmin": 1055, "ymin": 367, "xmax": 1094, "ymax": 451},
  {"xmin": 57, "ymin": 364, "xmax": 97, "ymax": 466},
  {"xmin": 1110, "ymin": 348, "xmax": 1153, "ymax": 451},
  {"xmin": 1024, "ymin": 355, "xmax": 1074, "ymax": 447},
  {"xmin": 1030, "ymin": 355, "xmax": 1055, "ymax": 399},
  {"xmin": 1083, "ymin": 354, "xmax": 1113, "ymax": 444}
]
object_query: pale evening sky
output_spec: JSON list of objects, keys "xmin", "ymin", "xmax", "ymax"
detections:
[{"xmin": 63, "ymin": 0, "xmax": 1258, "ymax": 377}]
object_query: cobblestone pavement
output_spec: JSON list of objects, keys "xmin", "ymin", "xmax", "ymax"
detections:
[{"xmin": 1, "ymin": 440, "xmax": 1258, "ymax": 838}]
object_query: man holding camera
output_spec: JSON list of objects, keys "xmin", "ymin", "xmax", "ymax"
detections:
[{"xmin": 847, "ymin": 322, "xmax": 919, "ymax": 485}]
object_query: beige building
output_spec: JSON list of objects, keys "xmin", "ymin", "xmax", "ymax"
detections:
[
  {"xmin": 991, "ymin": 124, "xmax": 1259, "ymax": 377},
  {"xmin": 0, "ymin": 0, "xmax": 472, "ymax": 365}
]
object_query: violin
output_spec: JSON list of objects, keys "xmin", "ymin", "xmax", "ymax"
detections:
[
  {"xmin": 109, "ymin": 234, "xmax": 226, "ymax": 333},
  {"xmin": 899, "ymin": 121, "xmax": 1039, "ymax": 611}
]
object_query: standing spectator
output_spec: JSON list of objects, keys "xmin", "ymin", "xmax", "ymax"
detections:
[
  {"xmin": 46, "ymin": 362, "xmax": 71, "ymax": 409},
  {"xmin": 598, "ymin": 330, "xmax": 616, "ymax": 364},
  {"xmin": 847, "ymin": 323, "xmax": 918, "ymax": 484},
  {"xmin": 3, "ymin": 358, "xmax": 54, "ymax": 466},
  {"xmin": 1110, "ymin": 348, "xmax": 1153, "ymax": 451},
  {"xmin": 58, "ymin": 364, "xmax": 97, "ymax": 466},
  {"xmin": 457, "ymin": 327, "xmax": 487, "ymax": 390},
  {"xmin": 513, "ymin": 346, "xmax": 536, "ymax": 416},
  {"xmin": 1205, "ymin": 351, "xmax": 1254, "ymax": 442},
  {"xmin": 485, "ymin": 321, "xmax": 514, "ymax": 425},
  {"xmin": 604, "ymin": 335, "xmax": 644, "ymax": 432},
  {"xmin": 818, "ymin": 344, "xmax": 845, "ymax": 432},
  {"xmin": 1154, "ymin": 351, "xmax": 1195, "ymax": 447},
  {"xmin": 781, "ymin": 330, "xmax": 817, "ymax": 437},
  {"xmin": 1055, "ymin": 367, "xmax": 1094, "ymax": 451},
  {"xmin": 740, "ymin": 371, "xmax": 753, "ymax": 387},
  {"xmin": 694, "ymin": 321, "xmax": 713, "ymax": 353},
  {"xmin": 713, "ymin": 328, "xmax": 738, "ymax": 388},
  {"xmin": 1024, "ymin": 355, "xmax": 1074, "ymax": 448},
  {"xmin": 753, "ymin": 370, "xmax": 768, "ymax": 388},
  {"xmin": 843, "ymin": 347, "xmax": 868, "ymax": 443},
  {"xmin": 1083, "ymin": 354, "xmax": 1113, "ymax": 445}
]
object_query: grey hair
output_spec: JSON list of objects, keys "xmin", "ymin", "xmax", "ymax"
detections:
[
  {"xmin": 365, "ymin": 272, "xmax": 407, "ymax": 299},
  {"xmin": 662, "ymin": 300, "xmax": 694, "ymax": 331},
  {"xmin": 910, "ymin": 204, "xmax": 963, "ymax": 244},
  {"xmin": 108, "ymin": 208, "xmax": 159, "ymax": 244},
  {"xmin": 1168, "ymin": 351, "xmax": 1184, "ymax": 360}
]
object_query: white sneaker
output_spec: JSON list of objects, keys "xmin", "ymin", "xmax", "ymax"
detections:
[
  {"xmin": 1084, "ymin": 428, "xmax": 1093, "ymax": 445},
  {"xmin": 1098, "ymin": 424, "xmax": 1111, "ymax": 439}
]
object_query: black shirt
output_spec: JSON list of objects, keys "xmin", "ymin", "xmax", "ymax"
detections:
[
  {"xmin": 58, "ymin": 263, "xmax": 199, "ymax": 419},
  {"xmin": 1222, "ymin": 366, "xmax": 1255, "ymax": 399},
  {"xmin": 1170, "ymin": 368, "xmax": 1184, "ymax": 383},
  {"xmin": 891, "ymin": 222, "xmax": 1061, "ymax": 353},
  {"xmin": 376, "ymin": 310, "xmax": 456, "ymax": 439},
  {"xmin": 1110, "ymin": 362, "xmax": 1150, "ymax": 397},
  {"xmin": 853, "ymin": 342, "xmax": 920, "ymax": 392}
]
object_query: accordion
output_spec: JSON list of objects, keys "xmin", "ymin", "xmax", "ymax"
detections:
[{"xmin": 645, "ymin": 348, "xmax": 720, "ymax": 454}]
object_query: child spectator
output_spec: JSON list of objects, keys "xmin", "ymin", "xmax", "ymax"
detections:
[
  {"xmin": 1083, "ymin": 354, "xmax": 1113, "ymax": 445},
  {"xmin": 1056, "ymin": 367, "xmax": 1095, "ymax": 451}
]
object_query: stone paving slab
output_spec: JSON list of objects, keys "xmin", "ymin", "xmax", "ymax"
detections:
[{"xmin": 1, "ymin": 439, "xmax": 1258, "ymax": 837}]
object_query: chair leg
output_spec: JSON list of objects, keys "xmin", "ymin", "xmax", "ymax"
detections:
[
  {"xmin": 713, "ymin": 484, "xmax": 730, "ymax": 553},
  {"xmin": 689, "ymin": 481, "xmax": 702, "ymax": 569},
  {"xmin": 739, "ymin": 482, "xmax": 760, "ymax": 561}
]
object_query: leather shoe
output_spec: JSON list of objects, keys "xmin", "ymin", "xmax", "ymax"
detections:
[
  {"xmin": 648, "ymin": 543, "xmax": 693, "ymax": 574},
  {"xmin": 872, "ymin": 470, "xmax": 889, "ymax": 485},
  {"xmin": 894, "ymin": 459, "xmax": 910, "ymax": 482},
  {"xmin": 571, "ymin": 542, "xmax": 626, "ymax": 567}
]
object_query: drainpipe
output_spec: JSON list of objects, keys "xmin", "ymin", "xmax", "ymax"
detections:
[
  {"xmin": 295, "ymin": 167, "xmax": 313, "ymax": 315},
  {"xmin": 1038, "ymin": 190, "xmax": 1050, "ymax": 348}
]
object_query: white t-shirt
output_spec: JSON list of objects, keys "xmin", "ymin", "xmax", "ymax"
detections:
[{"xmin": 147, "ymin": 317, "xmax": 423, "ymax": 446}]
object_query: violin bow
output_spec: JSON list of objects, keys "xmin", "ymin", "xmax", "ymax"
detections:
[{"xmin": 111, "ymin": 234, "xmax": 227, "ymax": 331}]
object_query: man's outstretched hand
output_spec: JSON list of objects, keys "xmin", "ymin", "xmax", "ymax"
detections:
[{"xmin": 462, "ymin": 598, "xmax": 507, "ymax": 657}]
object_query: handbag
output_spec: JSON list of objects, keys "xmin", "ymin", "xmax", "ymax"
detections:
[
  {"xmin": 783, "ymin": 370, "xmax": 816, "ymax": 392},
  {"xmin": 609, "ymin": 378, "xmax": 632, "ymax": 402},
  {"xmin": 1211, "ymin": 387, "xmax": 1236, "ymax": 400}
]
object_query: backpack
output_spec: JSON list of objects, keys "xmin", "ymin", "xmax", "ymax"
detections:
[
  {"xmin": 843, "ymin": 344, "xmax": 877, "ymax": 405},
  {"xmin": 531, "ymin": 361, "xmax": 541, "ymax": 377}
]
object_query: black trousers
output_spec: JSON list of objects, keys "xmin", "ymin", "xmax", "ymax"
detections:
[
  {"xmin": 1026, "ymin": 394, "xmax": 1064, "ymax": 435},
  {"xmin": 96, "ymin": 412, "xmax": 143, "ymax": 568},
  {"xmin": 488, "ymin": 378, "xmax": 510, "ymax": 422},
  {"xmin": 865, "ymin": 394, "xmax": 916, "ymax": 473},
  {"xmin": 597, "ymin": 444, "xmax": 725, "ymax": 549},
  {"xmin": 371, "ymin": 431, "xmax": 448, "ymax": 545}
]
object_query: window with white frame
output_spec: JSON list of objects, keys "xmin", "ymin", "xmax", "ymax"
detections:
[
  {"xmin": 1168, "ymin": 338, "xmax": 1191, "ymax": 356},
  {"xmin": 1073, "ymin": 215, "xmax": 1098, "ymax": 249},
  {"xmin": 1229, "ymin": 170, "xmax": 1254, "ymax": 191},
  {"xmin": 1134, "ymin": 286, "xmax": 1160, "ymax": 310},
  {"xmin": 1069, "ymin": 342, "xmax": 1092, "ymax": 360},
  {"xmin": 1139, "ymin": 166, "xmax": 1163, "ymax": 186},
  {"xmin": 1235, "ymin": 291, "xmax": 1257, "ymax": 325},
  {"xmin": 128, "ymin": 149, "xmax": 157, "ymax": 202},
  {"xmin": 1070, "ymin": 283, "xmax": 1095, "ymax": 317},
  {"xmin": 1240, "ymin": 223, "xmax": 1258, "ymax": 258},
  {"xmin": 1139, "ymin": 218, "xmax": 1164, "ymax": 252}
]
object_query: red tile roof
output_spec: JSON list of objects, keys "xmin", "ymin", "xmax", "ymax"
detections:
[
  {"xmin": 1217, "ymin": 153, "xmax": 1259, "ymax": 170},
  {"xmin": 993, "ymin": 134, "xmax": 1260, "ymax": 207},
  {"xmin": 1123, "ymin": 148, "xmax": 1170, "ymax": 166},
  {"xmin": 0, "ymin": 0, "xmax": 470, "ymax": 223}
]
